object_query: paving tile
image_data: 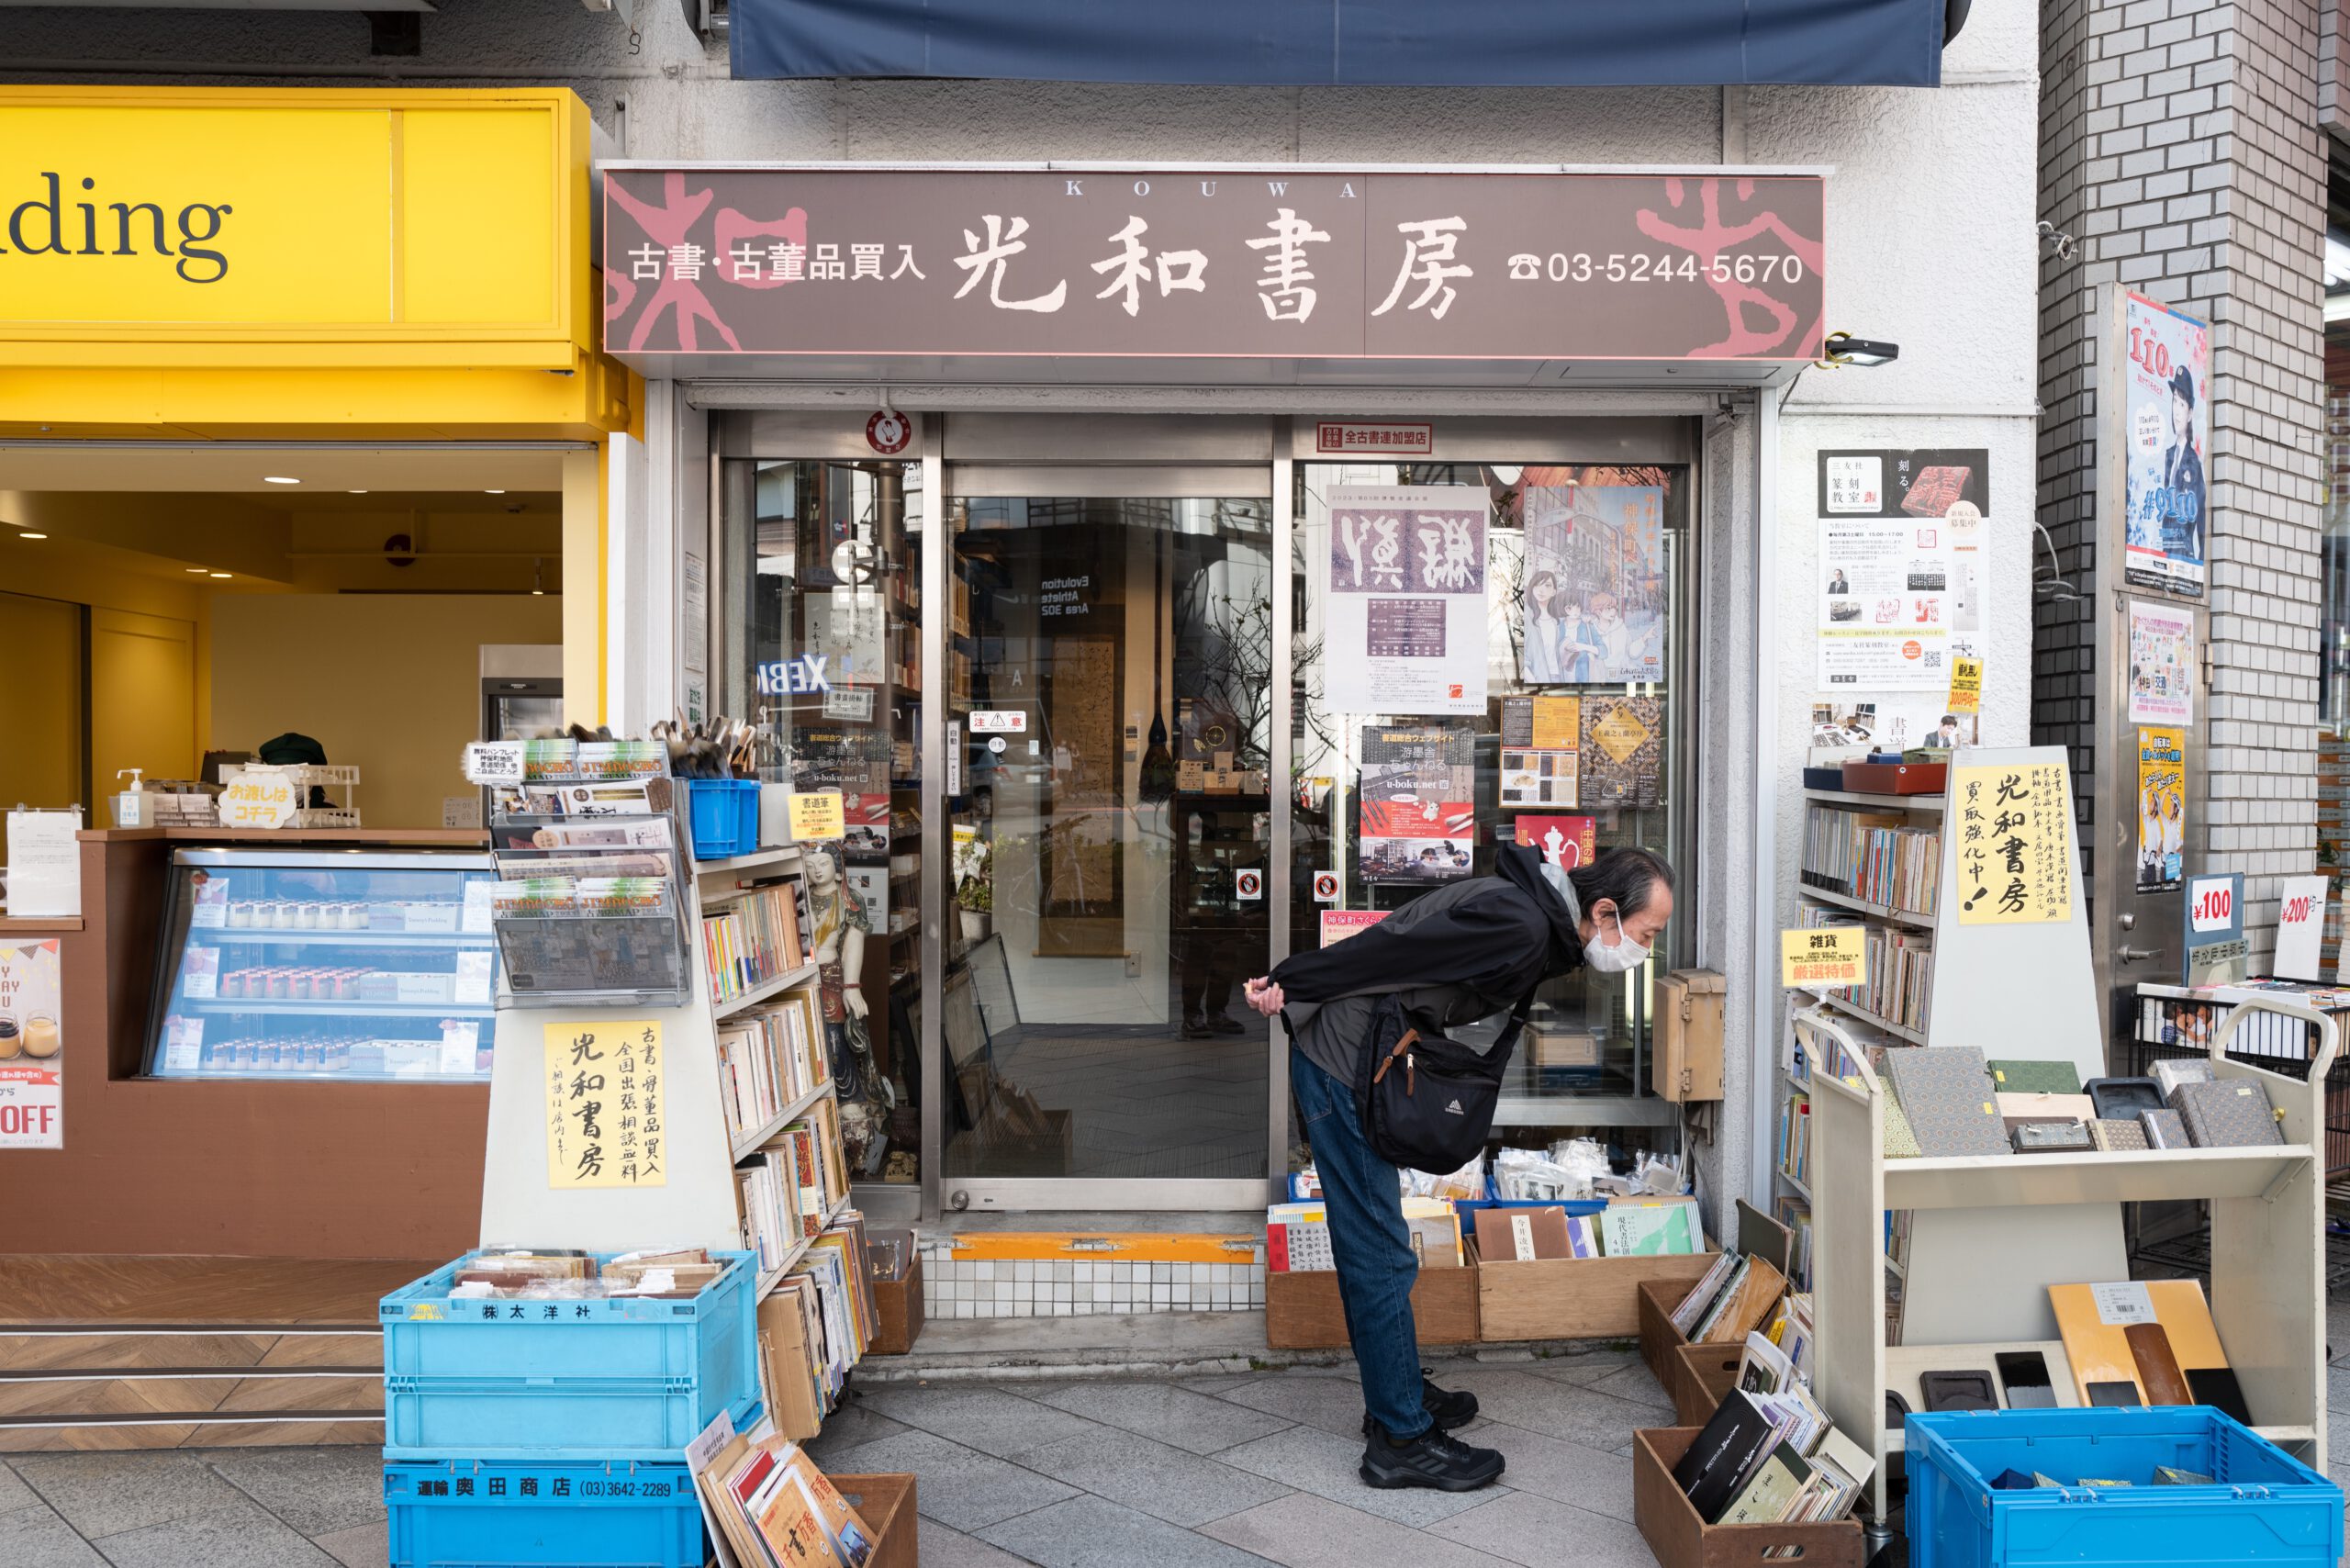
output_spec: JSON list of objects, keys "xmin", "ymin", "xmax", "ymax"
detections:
[
  {"xmin": 12, "ymin": 1449, "xmax": 252, "ymax": 1540},
  {"xmin": 920, "ymin": 1515, "xmax": 1042, "ymax": 1566},
  {"xmin": 203, "ymin": 1447, "xmax": 386, "ymax": 1536},
  {"xmin": 85, "ymin": 1496, "xmax": 337, "ymax": 1568},
  {"xmin": 1180, "ymin": 1375, "xmax": 1264, "ymax": 1398},
  {"xmin": 2328, "ymin": 1362, "xmax": 2350, "ymax": 1417},
  {"xmin": 1214, "ymin": 1425, "xmax": 1496, "ymax": 1529},
  {"xmin": 1213, "ymin": 1376, "xmax": 1371, "ymax": 1439},
  {"xmin": 309, "ymin": 1520, "xmax": 386, "ymax": 1568},
  {"xmin": 1420, "ymin": 1367, "xmax": 1653, "ymax": 1453},
  {"xmin": 0, "ymin": 1503, "xmax": 109, "ymax": 1568},
  {"xmin": 860, "ymin": 1386, "xmax": 1105, "ymax": 1452},
  {"xmin": 822, "ymin": 1430, "xmax": 1077, "ymax": 1533},
  {"xmin": 1425, "ymin": 1488, "xmax": 1661, "ymax": 1568},
  {"xmin": 1463, "ymin": 1420, "xmax": 1637, "ymax": 1522},
  {"xmin": 805, "ymin": 1400, "xmax": 914, "ymax": 1461},
  {"xmin": 974, "ymin": 1495, "xmax": 1279, "ymax": 1568},
  {"xmin": 1202, "ymin": 1491, "xmax": 1513, "ymax": 1568},
  {"xmin": 1580, "ymin": 1361, "xmax": 1674, "ymax": 1414},
  {"xmin": 1029, "ymin": 1382, "xmax": 1292, "ymax": 1456},
  {"xmin": 0, "ymin": 1461, "xmax": 39, "ymax": 1513},
  {"xmin": 1012, "ymin": 1428, "xmax": 1292, "ymax": 1527},
  {"xmin": 1520, "ymin": 1349, "xmax": 1646, "ymax": 1388}
]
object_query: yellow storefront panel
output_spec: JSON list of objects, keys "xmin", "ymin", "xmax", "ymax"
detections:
[{"xmin": 399, "ymin": 107, "xmax": 560, "ymax": 329}]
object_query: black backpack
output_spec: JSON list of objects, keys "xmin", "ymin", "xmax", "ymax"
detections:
[{"xmin": 1350, "ymin": 991, "xmax": 1537, "ymax": 1174}]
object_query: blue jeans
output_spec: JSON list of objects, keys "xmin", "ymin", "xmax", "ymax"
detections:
[{"xmin": 1291, "ymin": 1042, "xmax": 1427, "ymax": 1440}]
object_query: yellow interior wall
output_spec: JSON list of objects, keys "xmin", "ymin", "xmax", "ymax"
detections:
[
  {"xmin": 0, "ymin": 592, "xmax": 85, "ymax": 811},
  {"xmin": 209, "ymin": 594, "xmax": 564, "ymax": 827},
  {"xmin": 92, "ymin": 607, "xmax": 198, "ymax": 795}
]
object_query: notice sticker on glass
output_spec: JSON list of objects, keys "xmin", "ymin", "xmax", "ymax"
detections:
[
  {"xmin": 2091, "ymin": 1282, "xmax": 2155, "ymax": 1327},
  {"xmin": 461, "ymin": 878, "xmax": 496, "ymax": 935},
  {"xmin": 440, "ymin": 1020, "xmax": 481, "ymax": 1077},
  {"xmin": 453, "ymin": 950, "xmax": 494, "ymax": 1006}
]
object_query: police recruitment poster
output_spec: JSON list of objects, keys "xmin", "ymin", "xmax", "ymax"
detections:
[
  {"xmin": 0, "ymin": 940, "xmax": 62, "ymax": 1149},
  {"xmin": 1324, "ymin": 487, "xmax": 1489, "ymax": 715},
  {"xmin": 2121, "ymin": 292, "xmax": 2210, "ymax": 597},
  {"xmin": 1816, "ymin": 449, "xmax": 1989, "ymax": 690}
]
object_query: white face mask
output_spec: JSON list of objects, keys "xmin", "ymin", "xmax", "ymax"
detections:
[{"xmin": 1585, "ymin": 908, "xmax": 1651, "ymax": 974}]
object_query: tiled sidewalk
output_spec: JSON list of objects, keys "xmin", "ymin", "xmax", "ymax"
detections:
[{"xmin": 8, "ymin": 1337, "xmax": 2349, "ymax": 1568}]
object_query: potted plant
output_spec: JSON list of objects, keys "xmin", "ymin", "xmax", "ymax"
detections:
[{"xmin": 954, "ymin": 834, "xmax": 992, "ymax": 941}]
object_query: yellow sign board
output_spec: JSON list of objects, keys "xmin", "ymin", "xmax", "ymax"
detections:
[
  {"xmin": 1781, "ymin": 926, "xmax": 1867, "ymax": 989},
  {"xmin": 0, "ymin": 87, "xmax": 588, "ymax": 365},
  {"xmin": 218, "ymin": 771, "xmax": 298, "ymax": 830},
  {"xmin": 1947, "ymin": 656, "xmax": 1983, "ymax": 715},
  {"xmin": 1590, "ymin": 704, "xmax": 1651, "ymax": 764},
  {"xmin": 788, "ymin": 790, "xmax": 846, "ymax": 842},
  {"xmin": 543, "ymin": 1021, "xmax": 666, "ymax": 1190},
  {"xmin": 1953, "ymin": 762, "xmax": 2074, "ymax": 924}
]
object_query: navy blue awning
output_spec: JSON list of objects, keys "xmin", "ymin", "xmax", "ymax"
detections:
[{"xmin": 731, "ymin": 0, "xmax": 1951, "ymax": 88}]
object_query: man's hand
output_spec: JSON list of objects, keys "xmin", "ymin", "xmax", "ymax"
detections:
[{"xmin": 1243, "ymin": 978, "xmax": 1284, "ymax": 1018}]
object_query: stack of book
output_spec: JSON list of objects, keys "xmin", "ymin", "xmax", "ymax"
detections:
[
  {"xmin": 703, "ymin": 879, "xmax": 808, "ymax": 1004},
  {"xmin": 1671, "ymin": 1249, "xmax": 1789, "ymax": 1344},
  {"xmin": 1799, "ymin": 806, "xmax": 1942, "ymax": 915},
  {"xmin": 1672, "ymin": 1384, "xmax": 1874, "ymax": 1534},
  {"xmin": 1856, "ymin": 925, "xmax": 1934, "ymax": 1032},
  {"xmin": 738, "ymin": 1097, "xmax": 855, "ymax": 1273},
  {"xmin": 691, "ymin": 1428, "xmax": 880, "ymax": 1567},
  {"xmin": 770, "ymin": 1214, "xmax": 876, "ymax": 1419},
  {"xmin": 717, "ymin": 994, "xmax": 828, "ymax": 1147}
]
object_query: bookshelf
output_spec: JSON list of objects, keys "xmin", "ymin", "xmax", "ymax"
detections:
[{"xmin": 1805, "ymin": 994, "xmax": 2332, "ymax": 1520}]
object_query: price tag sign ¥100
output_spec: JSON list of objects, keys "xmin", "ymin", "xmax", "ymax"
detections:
[{"xmin": 2188, "ymin": 876, "xmax": 2235, "ymax": 934}]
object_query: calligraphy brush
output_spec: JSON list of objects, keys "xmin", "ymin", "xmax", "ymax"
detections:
[{"xmin": 1138, "ymin": 528, "xmax": 1176, "ymax": 802}]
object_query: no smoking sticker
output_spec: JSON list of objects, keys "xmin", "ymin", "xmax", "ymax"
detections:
[
  {"xmin": 1235, "ymin": 868, "xmax": 1263, "ymax": 901},
  {"xmin": 1312, "ymin": 871, "xmax": 1339, "ymax": 902}
]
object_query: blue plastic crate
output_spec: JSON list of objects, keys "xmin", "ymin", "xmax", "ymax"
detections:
[
  {"xmin": 1906, "ymin": 1407, "xmax": 2343, "ymax": 1568},
  {"xmin": 686, "ymin": 778, "xmax": 761, "ymax": 859},
  {"xmin": 380, "ymin": 1250, "xmax": 761, "ymax": 1462},
  {"xmin": 386, "ymin": 1457, "xmax": 706, "ymax": 1568}
]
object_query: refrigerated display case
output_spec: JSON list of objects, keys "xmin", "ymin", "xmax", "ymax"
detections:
[{"xmin": 145, "ymin": 847, "xmax": 500, "ymax": 1082}]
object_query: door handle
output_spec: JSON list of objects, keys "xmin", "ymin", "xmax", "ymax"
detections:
[{"xmin": 2117, "ymin": 945, "xmax": 2163, "ymax": 963}]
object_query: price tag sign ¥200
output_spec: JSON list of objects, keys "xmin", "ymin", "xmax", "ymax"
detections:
[
  {"xmin": 2273, "ymin": 873, "xmax": 2328, "ymax": 983},
  {"xmin": 1780, "ymin": 927, "xmax": 1867, "ymax": 990}
]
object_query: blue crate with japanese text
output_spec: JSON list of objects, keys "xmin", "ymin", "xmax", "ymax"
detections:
[
  {"xmin": 380, "ymin": 1249, "xmax": 760, "ymax": 1462},
  {"xmin": 385, "ymin": 1457, "xmax": 705, "ymax": 1568},
  {"xmin": 1906, "ymin": 1407, "xmax": 2342, "ymax": 1568}
]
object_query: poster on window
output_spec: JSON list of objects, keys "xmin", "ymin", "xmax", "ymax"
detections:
[
  {"xmin": 0, "ymin": 940, "xmax": 63, "ymax": 1149},
  {"xmin": 1519, "ymin": 482, "xmax": 1666, "ymax": 685},
  {"xmin": 1807, "ymin": 695, "xmax": 1974, "ymax": 755},
  {"xmin": 1358, "ymin": 723, "xmax": 1476, "ymax": 883},
  {"xmin": 1324, "ymin": 486, "xmax": 1490, "ymax": 715},
  {"xmin": 1817, "ymin": 449, "xmax": 1989, "ymax": 690},
  {"xmin": 2136, "ymin": 726, "xmax": 2186, "ymax": 892},
  {"xmin": 2127, "ymin": 602, "xmax": 2195, "ymax": 724},
  {"xmin": 2121, "ymin": 292, "xmax": 2210, "ymax": 598}
]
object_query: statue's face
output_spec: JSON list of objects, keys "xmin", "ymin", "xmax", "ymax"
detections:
[{"xmin": 804, "ymin": 847, "xmax": 837, "ymax": 890}]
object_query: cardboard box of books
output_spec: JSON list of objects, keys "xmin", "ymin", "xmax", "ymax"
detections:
[
  {"xmin": 1634, "ymin": 1371, "xmax": 1870, "ymax": 1568},
  {"xmin": 1637, "ymin": 1201, "xmax": 1796, "ymax": 1384},
  {"xmin": 1473, "ymin": 1196, "xmax": 1721, "ymax": 1342}
]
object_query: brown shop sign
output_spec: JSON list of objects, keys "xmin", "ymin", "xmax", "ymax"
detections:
[{"xmin": 603, "ymin": 168, "xmax": 1825, "ymax": 362}]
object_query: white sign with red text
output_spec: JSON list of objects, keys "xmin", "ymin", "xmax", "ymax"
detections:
[{"xmin": 2275, "ymin": 874, "xmax": 2327, "ymax": 984}]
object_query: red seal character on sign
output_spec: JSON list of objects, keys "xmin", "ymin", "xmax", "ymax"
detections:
[{"xmin": 866, "ymin": 409, "xmax": 912, "ymax": 454}]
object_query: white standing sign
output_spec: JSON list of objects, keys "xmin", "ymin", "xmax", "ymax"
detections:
[
  {"xmin": 4, "ymin": 811, "xmax": 81, "ymax": 917},
  {"xmin": 2275, "ymin": 873, "xmax": 2328, "ymax": 983}
]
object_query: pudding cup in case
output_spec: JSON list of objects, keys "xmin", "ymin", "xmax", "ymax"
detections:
[
  {"xmin": 295, "ymin": 902, "xmax": 319, "ymax": 929},
  {"xmin": 289, "ymin": 972, "xmax": 314, "ymax": 1002},
  {"xmin": 220, "ymin": 971, "xmax": 247, "ymax": 1000},
  {"xmin": 264, "ymin": 969, "xmax": 290, "ymax": 1000},
  {"xmin": 229, "ymin": 902, "xmax": 256, "ymax": 929},
  {"xmin": 340, "ymin": 902, "xmax": 367, "ymax": 930},
  {"xmin": 268, "ymin": 901, "xmax": 295, "ymax": 928}
]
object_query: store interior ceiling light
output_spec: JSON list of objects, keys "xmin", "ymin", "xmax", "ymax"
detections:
[
  {"xmin": 263, "ymin": 476, "xmax": 300, "ymax": 485},
  {"xmin": 17, "ymin": 532, "xmax": 46, "ymax": 540},
  {"xmin": 185, "ymin": 566, "xmax": 208, "ymax": 573},
  {"xmin": 485, "ymin": 488, "xmax": 506, "ymax": 495},
  {"xmin": 209, "ymin": 571, "xmax": 232, "ymax": 578}
]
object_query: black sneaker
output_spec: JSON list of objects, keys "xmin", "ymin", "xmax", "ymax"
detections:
[
  {"xmin": 1359, "ymin": 1423, "xmax": 1505, "ymax": 1492},
  {"xmin": 1360, "ymin": 1373, "xmax": 1480, "ymax": 1437}
]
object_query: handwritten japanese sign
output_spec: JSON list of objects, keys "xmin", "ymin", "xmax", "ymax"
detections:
[
  {"xmin": 1781, "ymin": 927, "xmax": 1866, "ymax": 989},
  {"xmin": 1954, "ymin": 763, "xmax": 2074, "ymax": 925},
  {"xmin": 543, "ymin": 1022, "xmax": 666, "ymax": 1190},
  {"xmin": 603, "ymin": 170, "xmax": 1825, "ymax": 361},
  {"xmin": 218, "ymin": 770, "xmax": 299, "ymax": 830}
]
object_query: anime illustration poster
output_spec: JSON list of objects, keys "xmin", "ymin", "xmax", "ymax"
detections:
[
  {"xmin": 2122, "ymin": 292, "xmax": 2210, "ymax": 597},
  {"xmin": 1519, "ymin": 481, "xmax": 1666, "ymax": 685},
  {"xmin": 2136, "ymin": 726, "xmax": 2186, "ymax": 892},
  {"xmin": 1324, "ymin": 487, "xmax": 1490, "ymax": 715}
]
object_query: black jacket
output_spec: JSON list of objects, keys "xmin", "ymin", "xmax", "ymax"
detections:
[{"xmin": 1270, "ymin": 845, "xmax": 1586, "ymax": 1028}]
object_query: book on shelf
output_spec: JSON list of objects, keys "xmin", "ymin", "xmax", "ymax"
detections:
[
  {"xmin": 738, "ymin": 1090, "xmax": 855, "ymax": 1266},
  {"xmin": 1778, "ymin": 1090, "xmax": 1812, "ymax": 1185},
  {"xmin": 702, "ymin": 879, "xmax": 809, "ymax": 1004},
  {"xmin": 1799, "ymin": 805, "xmax": 1941, "ymax": 917},
  {"xmin": 1676, "ymin": 1385, "xmax": 1864, "ymax": 1533},
  {"xmin": 717, "ymin": 993, "xmax": 830, "ymax": 1147}
]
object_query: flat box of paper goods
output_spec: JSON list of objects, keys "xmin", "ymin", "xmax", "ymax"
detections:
[
  {"xmin": 1637, "ymin": 1201, "xmax": 1796, "ymax": 1383},
  {"xmin": 1265, "ymin": 1197, "xmax": 1477, "ymax": 1350},
  {"xmin": 1474, "ymin": 1196, "xmax": 1720, "ymax": 1342},
  {"xmin": 1633, "ymin": 1427, "xmax": 1865, "ymax": 1568}
]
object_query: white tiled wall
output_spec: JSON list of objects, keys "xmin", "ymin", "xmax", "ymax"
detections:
[{"xmin": 919, "ymin": 1247, "xmax": 1270, "ymax": 1320}]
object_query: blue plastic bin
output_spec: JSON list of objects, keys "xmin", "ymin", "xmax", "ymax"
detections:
[
  {"xmin": 386, "ymin": 1457, "xmax": 706, "ymax": 1568},
  {"xmin": 1905, "ymin": 1407, "xmax": 2343, "ymax": 1568},
  {"xmin": 686, "ymin": 778, "xmax": 760, "ymax": 859},
  {"xmin": 380, "ymin": 1249, "xmax": 761, "ymax": 1462}
]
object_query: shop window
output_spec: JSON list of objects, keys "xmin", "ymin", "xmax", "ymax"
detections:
[
  {"xmin": 718, "ymin": 457, "xmax": 924, "ymax": 1187},
  {"xmin": 1292, "ymin": 461, "xmax": 1693, "ymax": 1160}
]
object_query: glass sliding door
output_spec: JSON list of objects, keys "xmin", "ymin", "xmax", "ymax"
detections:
[{"xmin": 940, "ymin": 471, "xmax": 1274, "ymax": 1204}]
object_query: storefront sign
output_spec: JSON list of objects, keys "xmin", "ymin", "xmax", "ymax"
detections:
[
  {"xmin": 2126, "ymin": 602, "xmax": 2194, "ymax": 724},
  {"xmin": 788, "ymin": 790, "xmax": 846, "ymax": 841},
  {"xmin": 1317, "ymin": 420, "xmax": 1432, "ymax": 454},
  {"xmin": 2184, "ymin": 872, "xmax": 2246, "ymax": 986},
  {"xmin": 2121, "ymin": 292, "xmax": 2210, "ymax": 598},
  {"xmin": 1954, "ymin": 762, "xmax": 2074, "ymax": 925},
  {"xmin": 603, "ymin": 169, "xmax": 1825, "ymax": 361},
  {"xmin": 2, "ymin": 89, "xmax": 591, "ymax": 362},
  {"xmin": 1781, "ymin": 926, "xmax": 1865, "ymax": 990},
  {"xmin": 2275, "ymin": 873, "xmax": 2328, "ymax": 983},
  {"xmin": 543, "ymin": 1021, "xmax": 666, "ymax": 1189},
  {"xmin": 2135, "ymin": 726, "xmax": 2185, "ymax": 893},
  {"xmin": 219, "ymin": 770, "xmax": 299, "ymax": 830},
  {"xmin": 0, "ymin": 940, "xmax": 62, "ymax": 1149},
  {"xmin": 1323, "ymin": 486, "xmax": 1489, "ymax": 715},
  {"xmin": 1816, "ymin": 448, "xmax": 1989, "ymax": 690}
]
